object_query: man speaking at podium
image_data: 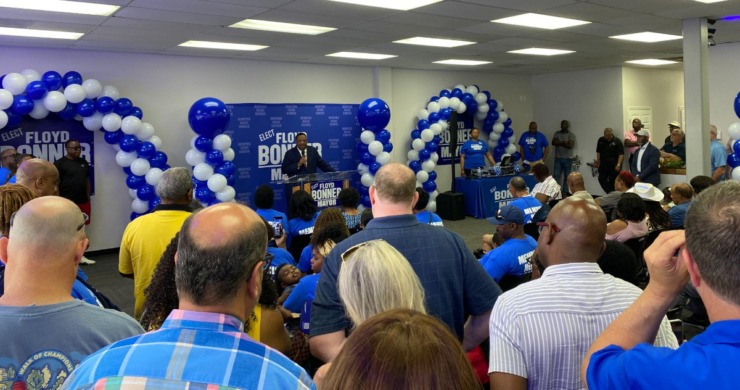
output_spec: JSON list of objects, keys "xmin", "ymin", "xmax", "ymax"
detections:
[{"xmin": 281, "ymin": 132, "xmax": 335, "ymax": 177}]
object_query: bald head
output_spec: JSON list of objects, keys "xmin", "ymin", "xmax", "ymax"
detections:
[
  {"xmin": 16, "ymin": 159, "xmax": 59, "ymax": 197},
  {"xmin": 538, "ymin": 197, "xmax": 606, "ymax": 267},
  {"xmin": 670, "ymin": 183, "xmax": 693, "ymax": 204},
  {"xmin": 509, "ymin": 176, "xmax": 528, "ymax": 196},
  {"xmin": 8, "ymin": 196, "xmax": 87, "ymax": 254},
  {"xmin": 567, "ymin": 172, "xmax": 586, "ymax": 193},
  {"xmin": 373, "ymin": 163, "xmax": 417, "ymax": 205}
]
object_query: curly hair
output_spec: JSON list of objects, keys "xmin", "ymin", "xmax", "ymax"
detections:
[
  {"xmin": 337, "ymin": 188, "xmax": 360, "ymax": 209},
  {"xmin": 288, "ymin": 190, "xmax": 317, "ymax": 221},
  {"xmin": 0, "ymin": 184, "xmax": 36, "ymax": 236},
  {"xmin": 311, "ymin": 220, "xmax": 349, "ymax": 248}
]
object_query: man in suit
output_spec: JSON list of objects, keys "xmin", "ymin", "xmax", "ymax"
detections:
[
  {"xmin": 281, "ymin": 132, "xmax": 335, "ymax": 177},
  {"xmin": 630, "ymin": 129, "xmax": 660, "ymax": 186}
]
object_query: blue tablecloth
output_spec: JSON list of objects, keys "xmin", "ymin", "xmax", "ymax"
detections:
[{"xmin": 455, "ymin": 175, "xmax": 538, "ymax": 219}]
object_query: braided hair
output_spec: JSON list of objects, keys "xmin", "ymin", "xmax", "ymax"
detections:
[{"xmin": 0, "ymin": 184, "xmax": 36, "ymax": 236}]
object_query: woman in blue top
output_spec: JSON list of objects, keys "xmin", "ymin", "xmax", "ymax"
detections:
[
  {"xmin": 287, "ymin": 190, "xmax": 319, "ymax": 259},
  {"xmin": 460, "ymin": 127, "xmax": 496, "ymax": 176}
]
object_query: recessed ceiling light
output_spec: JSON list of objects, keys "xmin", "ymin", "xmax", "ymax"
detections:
[
  {"xmin": 394, "ymin": 37, "xmax": 475, "ymax": 48},
  {"xmin": 694, "ymin": 0, "xmax": 726, "ymax": 3},
  {"xmin": 508, "ymin": 48, "xmax": 575, "ymax": 56},
  {"xmin": 327, "ymin": 52, "xmax": 397, "ymax": 60},
  {"xmin": 0, "ymin": 0, "xmax": 119, "ymax": 16},
  {"xmin": 626, "ymin": 59, "xmax": 678, "ymax": 66},
  {"xmin": 179, "ymin": 41, "xmax": 268, "ymax": 51},
  {"xmin": 492, "ymin": 13, "xmax": 590, "ymax": 30},
  {"xmin": 230, "ymin": 19, "xmax": 336, "ymax": 35},
  {"xmin": 328, "ymin": 0, "xmax": 442, "ymax": 11},
  {"xmin": 610, "ymin": 32, "xmax": 682, "ymax": 43},
  {"xmin": 0, "ymin": 27, "xmax": 83, "ymax": 40},
  {"xmin": 434, "ymin": 59, "xmax": 492, "ymax": 66}
]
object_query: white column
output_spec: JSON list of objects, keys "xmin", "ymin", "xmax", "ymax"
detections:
[{"xmin": 682, "ymin": 18, "xmax": 710, "ymax": 178}]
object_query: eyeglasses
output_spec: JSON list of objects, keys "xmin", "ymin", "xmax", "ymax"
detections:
[
  {"xmin": 536, "ymin": 222, "xmax": 561, "ymax": 233},
  {"xmin": 262, "ymin": 252, "xmax": 275, "ymax": 270},
  {"xmin": 340, "ymin": 239, "xmax": 386, "ymax": 262}
]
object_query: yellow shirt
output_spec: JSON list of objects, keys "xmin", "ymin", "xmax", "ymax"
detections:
[
  {"xmin": 119, "ymin": 208, "xmax": 191, "ymax": 319},
  {"xmin": 246, "ymin": 305, "xmax": 262, "ymax": 341}
]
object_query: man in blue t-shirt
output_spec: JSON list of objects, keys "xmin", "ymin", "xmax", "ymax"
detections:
[
  {"xmin": 413, "ymin": 187, "xmax": 444, "ymax": 227},
  {"xmin": 709, "ymin": 126, "xmax": 727, "ymax": 182},
  {"xmin": 481, "ymin": 206, "xmax": 536, "ymax": 291},
  {"xmin": 518, "ymin": 121, "xmax": 549, "ymax": 166},
  {"xmin": 507, "ymin": 176, "xmax": 541, "ymax": 224}
]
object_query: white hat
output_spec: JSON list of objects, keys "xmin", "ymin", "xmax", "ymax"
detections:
[
  {"xmin": 668, "ymin": 121, "xmax": 681, "ymax": 128},
  {"xmin": 627, "ymin": 182, "xmax": 664, "ymax": 202},
  {"xmin": 636, "ymin": 129, "xmax": 650, "ymax": 137}
]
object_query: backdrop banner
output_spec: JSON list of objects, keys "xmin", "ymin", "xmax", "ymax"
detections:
[
  {"xmin": 437, "ymin": 113, "xmax": 474, "ymax": 165},
  {"xmin": 224, "ymin": 103, "xmax": 361, "ymax": 213}
]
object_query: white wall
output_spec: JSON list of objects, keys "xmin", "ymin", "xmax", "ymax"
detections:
[
  {"xmin": 708, "ymin": 42, "xmax": 740, "ymax": 141},
  {"xmin": 622, "ymin": 67, "xmax": 684, "ymax": 144},
  {"xmin": 532, "ymin": 67, "xmax": 623, "ymax": 195}
]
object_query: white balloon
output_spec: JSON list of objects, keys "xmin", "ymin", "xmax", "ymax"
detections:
[
  {"xmin": 493, "ymin": 123, "xmax": 504, "ymax": 134},
  {"xmin": 489, "ymin": 139, "xmax": 498, "ymax": 149},
  {"xmin": 437, "ymin": 97, "xmax": 450, "ymax": 109},
  {"xmin": 2, "ymin": 73, "xmax": 27, "ymax": 95},
  {"xmin": 115, "ymin": 150, "xmax": 137, "ymax": 167},
  {"xmin": 358, "ymin": 163, "xmax": 370, "ymax": 175},
  {"xmin": 490, "ymin": 132, "xmax": 501, "ymax": 142},
  {"xmin": 430, "ymin": 123, "xmax": 442, "ymax": 136},
  {"xmin": 416, "ymin": 180, "xmax": 423, "ymax": 189},
  {"xmin": 361, "ymin": 130, "xmax": 375, "ymax": 145},
  {"xmin": 430, "ymin": 153, "xmax": 439, "ymax": 163},
  {"xmin": 437, "ymin": 120, "xmax": 448, "ymax": 131},
  {"xmin": 496, "ymin": 102, "xmax": 505, "ymax": 112},
  {"xmin": 145, "ymin": 168, "xmax": 164, "ymax": 186},
  {"xmin": 457, "ymin": 102, "xmax": 467, "ymax": 114},
  {"xmin": 505, "ymin": 144, "xmax": 517, "ymax": 154},
  {"xmin": 478, "ymin": 103, "xmax": 490, "ymax": 113},
  {"xmin": 376, "ymin": 151, "xmax": 391, "ymax": 165},
  {"xmin": 430, "ymin": 190, "xmax": 439, "ymax": 200},
  {"xmin": 121, "ymin": 116, "xmax": 142, "ymax": 135},
  {"xmin": 212, "ymin": 134, "xmax": 232, "ymax": 151},
  {"xmin": 416, "ymin": 170, "xmax": 429, "ymax": 183},
  {"xmin": 132, "ymin": 198, "xmax": 149, "ymax": 214},
  {"xmin": 193, "ymin": 162, "xmax": 214, "ymax": 181},
  {"xmin": 43, "ymin": 91, "xmax": 67, "ymax": 112},
  {"xmin": 0, "ymin": 89, "xmax": 13, "ymax": 110},
  {"xmin": 427, "ymin": 200, "xmax": 437, "ymax": 213},
  {"xmin": 130, "ymin": 158, "xmax": 151, "ymax": 176},
  {"xmin": 509, "ymin": 135, "xmax": 516, "ymax": 143},
  {"xmin": 475, "ymin": 111, "xmax": 487, "ymax": 121},
  {"xmin": 466, "ymin": 85, "xmax": 479, "ymax": 95},
  {"xmin": 412, "ymin": 138, "xmax": 425, "ymax": 152},
  {"xmin": 190, "ymin": 135, "xmax": 199, "ymax": 149},
  {"xmin": 418, "ymin": 109, "xmax": 429, "ymax": 120},
  {"xmin": 21, "ymin": 69, "xmax": 41, "ymax": 82},
  {"xmin": 368, "ymin": 140, "xmax": 384, "ymax": 156},
  {"xmin": 497, "ymin": 111, "xmax": 509, "ymax": 123},
  {"xmin": 427, "ymin": 101, "xmax": 440, "ymax": 113},
  {"xmin": 449, "ymin": 97, "xmax": 460, "ymax": 110},
  {"xmin": 129, "ymin": 188, "xmax": 139, "ymax": 199},
  {"xmin": 454, "ymin": 84, "xmax": 465, "ymax": 91},
  {"xmin": 102, "ymin": 85, "xmax": 120, "ymax": 100},
  {"xmin": 207, "ymin": 173, "xmax": 228, "ymax": 192},
  {"xmin": 728, "ymin": 122, "xmax": 740, "ymax": 140},
  {"xmin": 63, "ymin": 84, "xmax": 86, "ymax": 104},
  {"xmin": 82, "ymin": 79, "xmax": 103, "ymax": 99},
  {"xmin": 0, "ymin": 111, "xmax": 6, "ymax": 129},
  {"xmin": 83, "ymin": 112, "xmax": 104, "ymax": 131},
  {"xmin": 421, "ymin": 129, "xmax": 434, "ymax": 142},
  {"xmin": 361, "ymin": 172, "xmax": 374, "ymax": 187},
  {"xmin": 222, "ymin": 148, "xmax": 235, "ymax": 161},
  {"xmin": 422, "ymin": 160, "xmax": 436, "ymax": 172},
  {"xmin": 216, "ymin": 186, "xmax": 236, "ymax": 202},
  {"xmin": 102, "ymin": 113, "xmax": 122, "ymax": 132},
  {"xmin": 137, "ymin": 122, "xmax": 155, "ymax": 141},
  {"xmin": 733, "ymin": 166, "xmax": 740, "ymax": 181},
  {"xmin": 407, "ymin": 150, "xmax": 419, "ymax": 161},
  {"xmin": 185, "ymin": 148, "xmax": 206, "ymax": 166},
  {"xmin": 475, "ymin": 92, "xmax": 487, "ymax": 104},
  {"xmin": 149, "ymin": 135, "xmax": 162, "ymax": 150},
  {"xmin": 28, "ymin": 101, "xmax": 49, "ymax": 120}
]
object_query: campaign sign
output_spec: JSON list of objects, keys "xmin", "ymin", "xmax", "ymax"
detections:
[
  {"xmin": 224, "ymin": 103, "xmax": 361, "ymax": 213},
  {"xmin": 310, "ymin": 180, "xmax": 344, "ymax": 208},
  {"xmin": 437, "ymin": 113, "xmax": 474, "ymax": 165}
]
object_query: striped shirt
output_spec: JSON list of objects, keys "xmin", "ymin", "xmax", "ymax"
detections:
[
  {"xmin": 532, "ymin": 175, "xmax": 562, "ymax": 201},
  {"xmin": 488, "ymin": 263, "xmax": 677, "ymax": 390},
  {"xmin": 63, "ymin": 310, "xmax": 316, "ymax": 390}
]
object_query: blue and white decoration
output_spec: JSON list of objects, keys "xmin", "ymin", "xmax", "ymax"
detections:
[
  {"xmin": 727, "ymin": 92, "xmax": 740, "ymax": 180},
  {"xmin": 185, "ymin": 97, "xmax": 236, "ymax": 205},
  {"xmin": 0, "ymin": 69, "xmax": 169, "ymax": 221},
  {"xmin": 356, "ymin": 98, "xmax": 392, "ymax": 209},
  {"xmin": 405, "ymin": 84, "xmax": 518, "ymax": 211}
]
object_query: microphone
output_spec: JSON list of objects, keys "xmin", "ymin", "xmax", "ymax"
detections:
[{"xmin": 301, "ymin": 149, "xmax": 306, "ymax": 168}]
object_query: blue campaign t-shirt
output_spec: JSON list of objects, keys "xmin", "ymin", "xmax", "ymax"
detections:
[
  {"xmin": 288, "ymin": 212, "xmax": 319, "ymax": 243},
  {"xmin": 415, "ymin": 211, "xmax": 444, "ymax": 227},
  {"xmin": 267, "ymin": 247, "xmax": 296, "ymax": 277},
  {"xmin": 518, "ymin": 131, "xmax": 549, "ymax": 161},
  {"xmin": 480, "ymin": 235, "xmax": 537, "ymax": 282},
  {"xmin": 298, "ymin": 244, "xmax": 313, "ymax": 273},
  {"xmin": 283, "ymin": 273, "xmax": 320, "ymax": 313},
  {"xmin": 256, "ymin": 208, "xmax": 289, "ymax": 237},
  {"xmin": 461, "ymin": 139, "xmax": 489, "ymax": 169},
  {"xmin": 509, "ymin": 196, "xmax": 542, "ymax": 224}
]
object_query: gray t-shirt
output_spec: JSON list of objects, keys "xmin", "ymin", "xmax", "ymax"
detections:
[
  {"xmin": 0, "ymin": 300, "xmax": 143, "ymax": 389},
  {"xmin": 553, "ymin": 130, "xmax": 576, "ymax": 159}
]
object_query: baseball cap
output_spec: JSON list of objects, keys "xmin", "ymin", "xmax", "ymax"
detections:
[
  {"xmin": 668, "ymin": 121, "xmax": 681, "ymax": 128},
  {"xmin": 636, "ymin": 129, "xmax": 650, "ymax": 137},
  {"xmin": 487, "ymin": 205, "xmax": 525, "ymax": 225}
]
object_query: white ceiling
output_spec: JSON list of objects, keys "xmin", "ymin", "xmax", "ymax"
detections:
[{"xmin": 2, "ymin": 0, "xmax": 740, "ymax": 74}]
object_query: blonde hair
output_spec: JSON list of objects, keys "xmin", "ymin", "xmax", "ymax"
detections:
[{"xmin": 338, "ymin": 240, "xmax": 426, "ymax": 325}]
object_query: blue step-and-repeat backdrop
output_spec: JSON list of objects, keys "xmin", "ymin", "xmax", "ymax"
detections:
[{"xmin": 437, "ymin": 113, "xmax": 474, "ymax": 166}]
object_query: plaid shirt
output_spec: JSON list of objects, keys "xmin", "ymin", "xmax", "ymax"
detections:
[{"xmin": 63, "ymin": 310, "xmax": 315, "ymax": 390}]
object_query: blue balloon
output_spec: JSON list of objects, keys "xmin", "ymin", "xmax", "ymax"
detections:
[
  {"xmin": 360, "ymin": 152, "xmax": 375, "ymax": 165},
  {"xmin": 728, "ymin": 153, "xmax": 740, "ymax": 169},
  {"xmin": 11, "ymin": 95, "xmax": 34, "ymax": 115},
  {"xmin": 360, "ymin": 195, "xmax": 371, "ymax": 208},
  {"xmin": 42, "ymin": 71, "xmax": 62, "ymax": 91},
  {"xmin": 733, "ymin": 140, "xmax": 740, "ymax": 156},
  {"xmin": 411, "ymin": 129, "xmax": 421, "ymax": 139},
  {"xmin": 433, "ymin": 135, "xmax": 441, "ymax": 144},
  {"xmin": 487, "ymin": 110, "xmax": 500, "ymax": 123},
  {"xmin": 735, "ymin": 92, "xmax": 740, "ymax": 119},
  {"xmin": 439, "ymin": 108, "xmax": 453, "ymax": 120},
  {"xmin": 104, "ymin": 130, "xmax": 122, "ymax": 145},
  {"xmin": 149, "ymin": 151, "xmax": 168, "ymax": 168},
  {"xmin": 77, "ymin": 98, "xmax": 96, "ymax": 117},
  {"xmin": 162, "ymin": 164, "xmax": 171, "ymax": 171},
  {"xmin": 483, "ymin": 91, "xmax": 491, "ymax": 99},
  {"xmin": 206, "ymin": 150, "xmax": 224, "ymax": 166},
  {"xmin": 119, "ymin": 134, "xmax": 139, "ymax": 152},
  {"xmin": 188, "ymin": 97, "xmax": 231, "ymax": 138},
  {"xmin": 215, "ymin": 161, "xmax": 236, "ymax": 177},
  {"xmin": 195, "ymin": 187, "xmax": 215, "ymax": 203},
  {"xmin": 428, "ymin": 171, "xmax": 437, "ymax": 181},
  {"xmin": 439, "ymin": 89, "xmax": 451, "ymax": 98},
  {"xmin": 417, "ymin": 119, "xmax": 430, "ymax": 130},
  {"xmin": 25, "ymin": 81, "xmax": 48, "ymax": 100},
  {"xmin": 494, "ymin": 150, "xmax": 505, "ymax": 162},
  {"xmin": 359, "ymin": 185, "xmax": 369, "ymax": 196},
  {"xmin": 461, "ymin": 93, "xmax": 474, "ymax": 106},
  {"xmin": 136, "ymin": 184, "xmax": 155, "ymax": 201},
  {"xmin": 192, "ymin": 177, "xmax": 207, "ymax": 189},
  {"xmin": 115, "ymin": 98, "xmax": 134, "ymax": 116},
  {"xmin": 428, "ymin": 112, "xmax": 440, "ymax": 123},
  {"xmin": 451, "ymin": 88, "xmax": 463, "ymax": 98},
  {"xmin": 357, "ymin": 98, "xmax": 391, "ymax": 132},
  {"xmin": 62, "ymin": 71, "xmax": 82, "ymax": 87},
  {"xmin": 376, "ymin": 129, "xmax": 391, "ymax": 143},
  {"xmin": 58, "ymin": 102, "xmax": 77, "ymax": 120},
  {"xmin": 357, "ymin": 142, "xmax": 369, "ymax": 153},
  {"xmin": 130, "ymin": 106, "xmax": 143, "ymax": 120},
  {"xmin": 418, "ymin": 149, "xmax": 431, "ymax": 161},
  {"xmin": 488, "ymin": 99, "xmax": 498, "ymax": 111},
  {"xmin": 130, "ymin": 212, "xmax": 144, "ymax": 221},
  {"xmin": 429, "ymin": 96, "xmax": 439, "ymax": 102},
  {"xmin": 504, "ymin": 118, "xmax": 512, "ymax": 127},
  {"xmin": 149, "ymin": 197, "xmax": 161, "ymax": 210},
  {"xmin": 498, "ymin": 137, "xmax": 510, "ymax": 149},
  {"xmin": 423, "ymin": 180, "xmax": 437, "ymax": 193},
  {"xmin": 409, "ymin": 160, "xmax": 422, "ymax": 172},
  {"xmin": 123, "ymin": 166, "xmax": 133, "ymax": 175},
  {"xmin": 467, "ymin": 101, "xmax": 478, "ymax": 113},
  {"xmin": 369, "ymin": 162, "xmax": 382, "ymax": 175},
  {"xmin": 96, "ymin": 96, "xmax": 115, "ymax": 113},
  {"xmin": 5, "ymin": 111, "xmax": 22, "ymax": 129},
  {"xmin": 425, "ymin": 141, "xmax": 438, "ymax": 152},
  {"xmin": 194, "ymin": 135, "xmax": 213, "ymax": 152},
  {"xmin": 512, "ymin": 152, "xmax": 522, "ymax": 162},
  {"xmin": 483, "ymin": 118, "xmax": 495, "ymax": 133},
  {"xmin": 126, "ymin": 174, "xmax": 145, "ymax": 189},
  {"xmin": 137, "ymin": 141, "xmax": 156, "ymax": 159},
  {"xmin": 502, "ymin": 127, "xmax": 514, "ymax": 138},
  {"xmin": 383, "ymin": 141, "xmax": 393, "ymax": 153}
]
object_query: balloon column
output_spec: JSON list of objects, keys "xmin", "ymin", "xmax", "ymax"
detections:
[
  {"xmin": 356, "ymin": 98, "xmax": 393, "ymax": 208},
  {"xmin": 185, "ymin": 98, "xmax": 237, "ymax": 205},
  {"xmin": 0, "ymin": 69, "xmax": 169, "ymax": 221},
  {"xmin": 728, "ymin": 91, "xmax": 740, "ymax": 181},
  {"xmin": 405, "ymin": 84, "xmax": 517, "ymax": 211}
]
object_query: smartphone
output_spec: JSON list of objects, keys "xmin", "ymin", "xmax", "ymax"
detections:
[{"xmin": 273, "ymin": 216, "xmax": 284, "ymax": 238}]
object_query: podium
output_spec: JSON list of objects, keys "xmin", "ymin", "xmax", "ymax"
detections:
[{"xmin": 280, "ymin": 170, "xmax": 358, "ymax": 209}]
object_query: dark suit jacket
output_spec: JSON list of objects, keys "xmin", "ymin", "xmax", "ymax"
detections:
[
  {"xmin": 281, "ymin": 146, "xmax": 335, "ymax": 177},
  {"xmin": 630, "ymin": 143, "xmax": 661, "ymax": 186}
]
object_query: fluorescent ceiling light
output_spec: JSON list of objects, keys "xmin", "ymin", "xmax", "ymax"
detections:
[
  {"xmin": 694, "ymin": 0, "xmax": 726, "ymax": 3},
  {"xmin": 327, "ymin": 52, "xmax": 396, "ymax": 60},
  {"xmin": 179, "ymin": 41, "xmax": 268, "ymax": 51},
  {"xmin": 0, "ymin": 27, "xmax": 82, "ymax": 40},
  {"xmin": 610, "ymin": 32, "xmax": 682, "ymax": 43},
  {"xmin": 328, "ymin": 0, "xmax": 442, "ymax": 11},
  {"xmin": 492, "ymin": 13, "xmax": 590, "ymax": 30},
  {"xmin": 434, "ymin": 59, "xmax": 492, "ymax": 66},
  {"xmin": 394, "ymin": 37, "xmax": 475, "ymax": 48},
  {"xmin": 230, "ymin": 19, "xmax": 336, "ymax": 35},
  {"xmin": 0, "ymin": 0, "xmax": 119, "ymax": 16},
  {"xmin": 508, "ymin": 47, "xmax": 574, "ymax": 56},
  {"xmin": 626, "ymin": 59, "xmax": 678, "ymax": 66}
]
